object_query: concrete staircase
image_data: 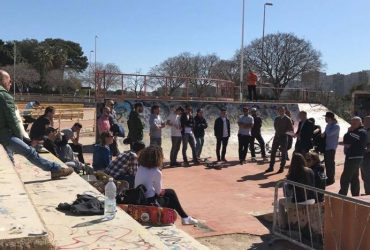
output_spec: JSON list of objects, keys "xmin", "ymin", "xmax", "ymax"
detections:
[{"xmin": 0, "ymin": 146, "xmax": 207, "ymax": 249}]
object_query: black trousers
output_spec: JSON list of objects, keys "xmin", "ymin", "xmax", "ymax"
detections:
[
  {"xmin": 324, "ymin": 150, "xmax": 336, "ymax": 184},
  {"xmin": 69, "ymin": 143, "xmax": 85, "ymax": 163},
  {"xmin": 248, "ymin": 85, "xmax": 257, "ymax": 101},
  {"xmin": 339, "ymin": 158, "xmax": 362, "ymax": 196},
  {"xmin": 269, "ymin": 135, "xmax": 288, "ymax": 169},
  {"xmin": 148, "ymin": 189, "xmax": 188, "ymax": 218},
  {"xmin": 238, "ymin": 134, "xmax": 252, "ymax": 161},
  {"xmin": 216, "ymin": 137, "xmax": 229, "ymax": 161},
  {"xmin": 250, "ymin": 134, "xmax": 266, "ymax": 158}
]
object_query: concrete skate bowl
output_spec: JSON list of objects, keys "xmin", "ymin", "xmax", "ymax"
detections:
[{"xmin": 102, "ymin": 100, "xmax": 349, "ymax": 161}]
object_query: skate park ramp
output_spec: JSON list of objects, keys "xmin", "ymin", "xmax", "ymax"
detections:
[{"xmin": 110, "ymin": 100, "xmax": 349, "ymax": 160}]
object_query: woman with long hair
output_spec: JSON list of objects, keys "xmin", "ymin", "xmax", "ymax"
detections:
[
  {"xmin": 135, "ymin": 145, "xmax": 198, "ymax": 225},
  {"xmin": 286, "ymin": 153, "xmax": 315, "ymax": 202},
  {"xmin": 305, "ymin": 152, "xmax": 326, "ymax": 202}
]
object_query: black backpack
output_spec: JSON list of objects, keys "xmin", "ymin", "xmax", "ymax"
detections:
[{"xmin": 116, "ymin": 184, "xmax": 147, "ymax": 205}]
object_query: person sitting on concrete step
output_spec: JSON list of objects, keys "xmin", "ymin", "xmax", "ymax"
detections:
[{"xmin": 92, "ymin": 131, "xmax": 114, "ymax": 171}]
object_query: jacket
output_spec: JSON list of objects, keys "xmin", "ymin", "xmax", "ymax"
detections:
[
  {"xmin": 343, "ymin": 126, "xmax": 367, "ymax": 159},
  {"xmin": 251, "ymin": 115, "xmax": 262, "ymax": 137},
  {"xmin": 214, "ymin": 117, "xmax": 230, "ymax": 138},
  {"xmin": 194, "ymin": 115, "xmax": 208, "ymax": 137},
  {"xmin": 127, "ymin": 111, "xmax": 144, "ymax": 142},
  {"xmin": 274, "ymin": 115, "xmax": 293, "ymax": 137},
  {"xmin": 0, "ymin": 85, "xmax": 22, "ymax": 145},
  {"xmin": 295, "ymin": 119, "xmax": 314, "ymax": 151},
  {"xmin": 180, "ymin": 113, "xmax": 195, "ymax": 133}
]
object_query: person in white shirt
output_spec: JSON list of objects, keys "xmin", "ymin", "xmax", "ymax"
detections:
[
  {"xmin": 167, "ymin": 106, "xmax": 184, "ymax": 167},
  {"xmin": 214, "ymin": 108, "xmax": 230, "ymax": 162},
  {"xmin": 149, "ymin": 104, "xmax": 165, "ymax": 147},
  {"xmin": 238, "ymin": 106, "xmax": 254, "ymax": 164},
  {"xmin": 135, "ymin": 146, "xmax": 198, "ymax": 225}
]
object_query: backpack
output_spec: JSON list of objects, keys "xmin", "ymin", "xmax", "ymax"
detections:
[{"xmin": 116, "ymin": 184, "xmax": 148, "ymax": 205}]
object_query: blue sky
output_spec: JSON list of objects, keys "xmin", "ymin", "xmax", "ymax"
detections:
[{"xmin": 2, "ymin": 0, "xmax": 370, "ymax": 75}]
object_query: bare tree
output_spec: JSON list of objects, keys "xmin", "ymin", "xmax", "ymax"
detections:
[
  {"xmin": 125, "ymin": 71, "xmax": 145, "ymax": 96},
  {"xmin": 1, "ymin": 63, "xmax": 40, "ymax": 93},
  {"xmin": 84, "ymin": 62, "xmax": 122, "ymax": 91},
  {"xmin": 235, "ymin": 32, "xmax": 322, "ymax": 98}
]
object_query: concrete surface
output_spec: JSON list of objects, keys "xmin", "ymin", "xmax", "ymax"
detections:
[
  {"xmin": 12, "ymin": 153, "xmax": 170, "ymax": 250},
  {"xmin": 0, "ymin": 146, "xmax": 51, "ymax": 249}
]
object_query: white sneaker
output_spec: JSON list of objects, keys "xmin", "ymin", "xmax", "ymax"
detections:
[{"xmin": 182, "ymin": 216, "xmax": 198, "ymax": 225}]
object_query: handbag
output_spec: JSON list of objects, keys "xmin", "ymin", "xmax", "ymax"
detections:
[{"xmin": 117, "ymin": 184, "xmax": 148, "ymax": 205}]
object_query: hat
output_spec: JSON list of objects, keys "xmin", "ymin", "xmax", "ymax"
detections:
[
  {"xmin": 324, "ymin": 112, "xmax": 335, "ymax": 119},
  {"xmin": 251, "ymin": 108, "xmax": 257, "ymax": 112},
  {"xmin": 45, "ymin": 127, "xmax": 57, "ymax": 134},
  {"xmin": 220, "ymin": 107, "xmax": 227, "ymax": 112}
]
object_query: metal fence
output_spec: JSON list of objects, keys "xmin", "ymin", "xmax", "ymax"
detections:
[{"xmin": 273, "ymin": 179, "xmax": 370, "ymax": 250}]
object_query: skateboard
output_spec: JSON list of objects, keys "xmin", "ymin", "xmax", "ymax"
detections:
[
  {"xmin": 205, "ymin": 160, "xmax": 223, "ymax": 170},
  {"xmin": 91, "ymin": 171, "xmax": 129, "ymax": 194},
  {"xmin": 119, "ymin": 204, "xmax": 177, "ymax": 226}
]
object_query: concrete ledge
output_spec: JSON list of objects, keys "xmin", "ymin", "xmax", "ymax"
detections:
[
  {"xmin": 12, "ymin": 152, "xmax": 168, "ymax": 249},
  {"xmin": 0, "ymin": 146, "xmax": 52, "ymax": 250}
]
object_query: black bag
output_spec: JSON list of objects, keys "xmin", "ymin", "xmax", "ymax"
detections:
[
  {"xmin": 111, "ymin": 123, "xmax": 125, "ymax": 138},
  {"xmin": 57, "ymin": 194, "xmax": 104, "ymax": 216},
  {"xmin": 116, "ymin": 184, "xmax": 147, "ymax": 205}
]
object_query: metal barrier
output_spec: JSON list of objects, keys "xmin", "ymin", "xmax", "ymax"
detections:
[{"xmin": 273, "ymin": 179, "xmax": 370, "ymax": 250}]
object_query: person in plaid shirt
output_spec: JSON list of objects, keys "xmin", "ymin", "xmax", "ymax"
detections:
[{"xmin": 105, "ymin": 142, "xmax": 145, "ymax": 187}]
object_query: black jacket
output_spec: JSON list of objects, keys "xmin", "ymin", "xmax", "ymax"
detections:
[
  {"xmin": 343, "ymin": 126, "xmax": 367, "ymax": 159},
  {"xmin": 251, "ymin": 115, "xmax": 262, "ymax": 137},
  {"xmin": 295, "ymin": 119, "xmax": 314, "ymax": 151},
  {"xmin": 180, "ymin": 113, "xmax": 195, "ymax": 133},
  {"xmin": 311, "ymin": 164, "xmax": 326, "ymax": 202},
  {"xmin": 194, "ymin": 116, "xmax": 208, "ymax": 137},
  {"xmin": 29, "ymin": 115, "xmax": 49, "ymax": 140},
  {"xmin": 214, "ymin": 117, "xmax": 230, "ymax": 138},
  {"xmin": 127, "ymin": 111, "xmax": 144, "ymax": 141}
]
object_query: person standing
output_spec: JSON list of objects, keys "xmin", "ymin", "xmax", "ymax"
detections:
[
  {"xmin": 265, "ymin": 106, "xmax": 294, "ymax": 173},
  {"xmin": 322, "ymin": 112, "xmax": 340, "ymax": 186},
  {"xmin": 214, "ymin": 108, "xmax": 230, "ymax": 162},
  {"xmin": 250, "ymin": 108, "xmax": 267, "ymax": 161},
  {"xmin": 127, "ymin": 102, "xmax": 144, "ymax": 149},
  {"xmin": 237, "ymin": 106, "xmax": 254, "ymax": 165},
  {"xmin": 339, "ymin": 117, "xmax": 367, "ymax": 196},
  {"xmin": 22, "ymin": 100, "xmax": 40, "ymax": 130},
  {"xmin": 180, "ymin": 105, "xmax": 198, "ymax": 166},
  {"xmin": 285, "ymin": 109, "xmax": 294, "ymax": 161},
  {"xmin": 294, "ymin": 111, "xmax": 314, "ymax": 154},
  {"xmin": 361, "ymin": 116, "xmax": 370, "ymax": 195},
  {"xmin": 0, "ymin": 70, "xmax": 73, "ymax": 179},
  {"xmin": 194, "ymin": 108, "xmax": 208, "ymax": 159},
  {"xmin": 167, "ymin": 106, "xmax": 183, "ymax": 167},
  {"xmin": 149, "ymin": 104, "xmax": 165, "ymax": 147},
  {"xmin": 247, "ymin": 70, "xmax": 258, "ymax": 101}
]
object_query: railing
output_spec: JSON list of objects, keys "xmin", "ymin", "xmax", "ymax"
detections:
[{"xmin": 273, "ymin": 179, "xmax": 370, "ymax": 250}]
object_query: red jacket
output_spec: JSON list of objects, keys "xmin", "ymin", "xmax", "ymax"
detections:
[{"xmin": 247, "ymin": 72, "xmax": 258, "ymax": 86}]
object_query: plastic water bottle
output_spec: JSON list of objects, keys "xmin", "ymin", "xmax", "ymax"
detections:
[{"xmin": 104, "ymin": 178, "xmax": 117, "ymax": 219}]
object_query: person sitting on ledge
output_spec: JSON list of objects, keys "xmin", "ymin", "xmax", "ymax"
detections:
[
  {"xmin": 135, "ymin": 145, "xmax": 198, "ymax": 225},
  {"xmin": 92, "ymin": 131, "xmax": 114, "ymax": 171},
  {"xmin": 0, "ymin": 69, "xmax": 73, "ymax": 179},
  {"xmin": 105, "ymin": 141, "xmax": 145, "ymax": 188}
]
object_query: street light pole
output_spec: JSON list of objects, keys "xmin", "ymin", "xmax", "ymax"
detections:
[
  {"xmin": 239, "ymin": 0, "xmax": 245, "ymax": 102},
  {"xmin": 89, "ymin": 50, "xmax": 94, "ymax": 100},
  {"xmin": 94, "ymin": 35, "xmax": 98, "ymax": 101},
  {"xmin": 13, "ymin": 41, "xmax": 16, "ymax": 97},
  {"xmin": 261, "ymin": 3, "xmax": 273, "ymax": 80}
]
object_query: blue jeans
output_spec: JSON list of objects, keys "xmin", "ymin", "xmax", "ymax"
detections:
[
  {"xmin": 5, "ymin": 137, "xmax": 61, "ymax": 172},
  {"xmin": 182, "ymin": 133, "xmax": 197, "ymax": 162},
  {"xmin": 150, "ymin": 137, "xmax": 162, "ymax": 147},
  {"xmin": 195, "ymin": 136, "xmax": 204, "ymax": 158}
]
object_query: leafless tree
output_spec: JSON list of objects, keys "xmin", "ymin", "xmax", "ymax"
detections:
[
  {"xmin": 125, "ymin": 71, "xmax": 146, "ymax": 96},
  {"xmin": 235, "ymin": 32, "xmax": 322, "ymax": 98},
  {"xmin": 84, "ymin": 62, "xmax": 122, "ymax": 91},
  {"xmin": 1, "ymin": 63, "xmax": 40, "ymax": 93}
]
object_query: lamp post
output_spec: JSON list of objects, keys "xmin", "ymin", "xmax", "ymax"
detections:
[
  {"xmin": 239, "ymin": 0, "xmax": 245, "ymax": 102},
  {"xmin": 89, "ymin": 50, "xmax": 94, "ymax": 100},
  {"xmin": 13, "ymin": 41, "xmax": 16, "ymax": 97},
  {"xmin": 94, "ymin": 35, "xmax": 98, "ymax": 101},
  {"xmin": 261, "ymin": 2, "xmax": 273, "ymax": 78}
]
